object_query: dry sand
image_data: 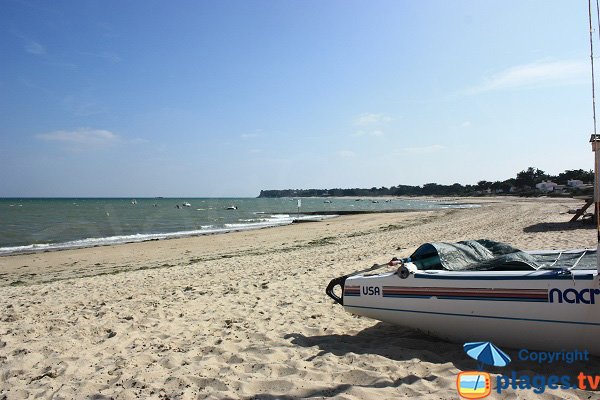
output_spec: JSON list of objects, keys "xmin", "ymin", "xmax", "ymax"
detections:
[{"xmin": 0, "ymin": 197, "xmax": 599, "ymax": 399}]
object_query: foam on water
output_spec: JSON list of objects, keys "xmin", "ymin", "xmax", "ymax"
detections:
[
  {"xmin": 0, "ymin": 213, "xmax": 331, "ymax": 255},
  {"xmin": 0, "ymin": 197, "xmax": 471, "ymax": 256}
]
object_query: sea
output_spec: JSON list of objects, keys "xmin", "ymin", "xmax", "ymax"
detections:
[{"xmin": 0, "ymin": 197, "xmax": 474, "ymax": 255}]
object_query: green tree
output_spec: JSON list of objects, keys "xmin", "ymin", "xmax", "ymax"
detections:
[
  {"xmin": 556, "ymin": 169, "xmax": 594, "ymax": 184},
  {"xmin": 477, "ymin": 180, "xmax": 492, "ymax": 191},
  {"xmin": 515, "ymin": 167, "xmax": 547, "ymax": 188}
]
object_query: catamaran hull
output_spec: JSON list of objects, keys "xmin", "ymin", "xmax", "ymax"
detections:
[{"xmin": 334, "ymin": 269, "xmax": 600, "ymax": 354}]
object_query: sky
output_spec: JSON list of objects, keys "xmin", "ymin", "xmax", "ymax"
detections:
[{"xmin": 0, "ymin": 0, "xmax": 597, "ymax": 197}]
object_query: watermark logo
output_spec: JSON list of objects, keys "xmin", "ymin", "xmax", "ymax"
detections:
[
  {"xmin": 457, "ymin": 342, "xmax": 510, "ymax": 398},
  {"xmin": 456, "ymin": 343, "xmax": 596, "ymax": 397},
  {"xmin": 456, "ymin": 371, "xmax": 491, "ymax": 399}
]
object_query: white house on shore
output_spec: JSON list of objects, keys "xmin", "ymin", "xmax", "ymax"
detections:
[
  {"xmin": 567, "ymin": 179, "xmax": 584, "ymax": 188},
  {"xmin": 536, "ymin": 180, "xmax": 558, "ymax": 192}
]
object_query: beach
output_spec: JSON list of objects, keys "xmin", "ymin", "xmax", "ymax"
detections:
[{"xmin": 1, "ymin": 196, "xmax": 599, "ymax": 399}]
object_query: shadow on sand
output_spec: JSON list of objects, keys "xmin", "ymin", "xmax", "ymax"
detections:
[
  {"xmin": 523, "ymin": 221, "xmax": 594, "ymax": 233},
  {"xmin": 239, "ymin": 323, "xmax": 469, "ymax": 399},
  {"xmin": 243, "ymin": 375, "xmax": 430, "ymax": 400},
  {"xmin": 285, "ymin": 322, "xmax": 477, "ymax": 369},
  {"xmin": 245, "ymin": 322, "xmax": 600, "ymax": 399}
]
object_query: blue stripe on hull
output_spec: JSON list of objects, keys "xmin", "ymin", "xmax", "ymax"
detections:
[
  {"xmin": 381, "ymin": 294, "xmax": 547, "ymax": 302},
  {"xmin": 413, "ymin": 273, "xmax": 595, "ymax": 281},
  {"xmin": 436, "ymin": 296, "xmax": 547, "ymax": 302}
]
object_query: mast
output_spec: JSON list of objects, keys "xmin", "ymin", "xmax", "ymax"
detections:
[{"xmin": 589, "ymin": 0, "xmax": 600, "ymax": 272}]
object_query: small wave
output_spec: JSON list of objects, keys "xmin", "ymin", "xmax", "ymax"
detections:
[
  {"xmin": 0, "ymin": 243, "xmax": 52, "ymax": 254},
  {"xmin": 0, "ymin": 232, "xmax": 205, "ymax": 256},
  {"xmin": 0, "ymin": 216, "xmax": 310, "ymax": 256},
  {"xmin": 224, "ymin": 216, "xmax": 294, "ymax": 229},
  {"xmin": 269, "ymin": 214, "xmax": 291, "ymax": 220}
]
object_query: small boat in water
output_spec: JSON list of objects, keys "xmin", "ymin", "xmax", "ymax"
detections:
[
  {"xmin": 183, "ymin": 202, "xmax": 191, "ymax": 207},
  {"xmin": 326, "ymin": 240, "xmax": 600, "ymax": 354},
  {"xmin": 226, "ymin": 205, "xmax": 238, "ymax": 210}
]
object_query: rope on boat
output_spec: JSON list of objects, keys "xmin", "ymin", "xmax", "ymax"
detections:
[
  {"xmin": 568, "ymin": 250, "xmax": 588, "ymax": 271},
  {"xmin": 548, "ymin": 251, "xmax": 563, "ymax": 268}
]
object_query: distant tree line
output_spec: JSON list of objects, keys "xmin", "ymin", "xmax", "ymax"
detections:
[{"xmin": 257, "ymin": 167, "xmax": 594, "ymax": 198}]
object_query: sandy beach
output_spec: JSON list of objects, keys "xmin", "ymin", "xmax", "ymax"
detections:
[{"xmin": 1, "ymin": 196, "xmax": 599, "ymax": 399}]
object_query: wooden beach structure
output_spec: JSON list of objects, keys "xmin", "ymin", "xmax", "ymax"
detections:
[{"xmin": 569, "ymin": 196, "xmax": 594, "ymax": 222}]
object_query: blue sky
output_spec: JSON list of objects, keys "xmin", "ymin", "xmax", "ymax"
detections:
[{"xmin": 0, "ymin": 0, "xmax": 595, "ymax": 197}]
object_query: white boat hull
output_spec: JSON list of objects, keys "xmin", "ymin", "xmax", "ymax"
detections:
[{"xmin": 334, "ymin": 268, "xmax": 600, "ymax": 354}]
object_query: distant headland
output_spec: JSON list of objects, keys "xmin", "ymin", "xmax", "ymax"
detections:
[{"xmin": 258, "ymin": 167, "xmax": 594, "ymax": 198}]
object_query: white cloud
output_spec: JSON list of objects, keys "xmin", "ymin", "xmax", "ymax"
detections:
[
  {"xmin": 467, "ymin": 60, "xmax": 587, "ymax": 94},
  {"xmin": 354, "ymin": 129, "xmax": 385, "ymax": 137},
  {"xmin": 338, "ymin": 150, "xmax": 356, "ymax": 158},
  {"xmin": 37, "ymin": 128, "xmax": 120, "ymax": 146},
  {"xmin": 25, "ymin": 41, "xmax": 45, "ymax": 55},
  {"xmin": 354, "ymin": 113, "xmax": 392, "ymax": 126},
  {"xmin": 352, "ymin": 113, "xmax": 391, "ymax": 137},
  {"xmin": 403, "ymin": 144, "xmax": 445, "ymax": 155},
  {"xmin": 241, "ymin": 129, "xmax": 264, "ymax": 139},
  {"xmin": 10, "ymin": 30, "xmax": 47, "ymax": 56}
]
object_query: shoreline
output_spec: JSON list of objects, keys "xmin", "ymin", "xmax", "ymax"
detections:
[
  {"xmin": 0, "ymin": 199, "xmax": 479, "ymax": 257},
  {"xmin": 1, "ymin": 196, "xmax": 598, "ymax": 399},
  {"xmin": 1, "ymin": 194, "xmax": 572, "ymax": 258},
  {"xmin": 0, "ymin": 196, "xmax": 592, "ymax": 288},
  {"xmin": 0, "ymin": 216, "xmax": 329, "ymax": 258},
  {"xmin": 0, "ymin": 208, "xmax": 446, "ymax": 288}
]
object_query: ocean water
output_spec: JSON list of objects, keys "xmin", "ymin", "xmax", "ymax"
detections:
[{"xmin": 0, "ymin": 197, "xmax": 471, "ymax": 255}]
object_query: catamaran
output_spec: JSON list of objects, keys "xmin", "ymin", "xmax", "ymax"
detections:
[{"xmin": 326, "ymin": 1, "xmax": 600, "ymax": 355}]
